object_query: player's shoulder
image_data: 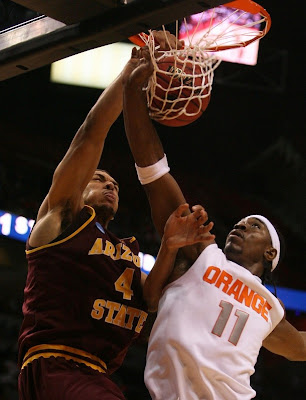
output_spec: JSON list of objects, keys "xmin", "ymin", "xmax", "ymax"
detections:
[
  {"xmin": 121, "ymin": 236, "xmax": 139, "ymax": 253},
  {"xmin": 28, "ymin": 205, "xmax": 89, "ymax": 250}
]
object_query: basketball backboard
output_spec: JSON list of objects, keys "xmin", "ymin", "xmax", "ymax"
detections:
[{"xmin": 0, "ymin": 0, "xmax": 229, "ymax": 81}]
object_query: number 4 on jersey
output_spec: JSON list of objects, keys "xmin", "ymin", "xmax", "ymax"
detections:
[{"xmin": 114, "ymin": 268, "xmax": 135, "ymax": 300}]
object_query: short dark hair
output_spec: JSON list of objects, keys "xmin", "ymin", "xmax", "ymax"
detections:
[{"xmin": 261, "ymin": 225, "xmax": 286, "ymax": 296}]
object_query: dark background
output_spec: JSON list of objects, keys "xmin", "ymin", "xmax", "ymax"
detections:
[{"xmin": 0, "ymin": 0, "xmax": 305, "ymax": 399}]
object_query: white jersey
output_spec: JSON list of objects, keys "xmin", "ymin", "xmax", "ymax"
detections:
[{"xmin": 144, "ymin": 244, "xmax": 284, "ymax": 400}]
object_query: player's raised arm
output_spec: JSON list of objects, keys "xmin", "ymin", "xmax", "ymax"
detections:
[
  {"xmin": 36, "ymin": 72, "xmax": 124, "ymax": 222},
  {"xmin": 122, "ymin": 42, "xmax": 187, "ymax": 238},
  {"xmin": 143, "ymin": 204, "xmax": 215, "ymax": 312}
]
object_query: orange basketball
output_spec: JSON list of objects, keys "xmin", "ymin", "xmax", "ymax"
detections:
[{"xmin": 149, "ymin": 56, "xmax": 210, "ymax": 127}]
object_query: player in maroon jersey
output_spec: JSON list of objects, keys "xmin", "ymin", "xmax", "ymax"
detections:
[{"xmin": 17, "ymin": 31, "xmax": 183, "ymax": 400}]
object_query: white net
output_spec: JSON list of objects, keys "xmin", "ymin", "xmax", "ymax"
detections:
[
  {"xmin": 135, "ymin": 1, "xmax": 270, "ymax": 125},
  {"xmin": 140, "ymin": 27, "xmax": 221, "ymax": 124}
]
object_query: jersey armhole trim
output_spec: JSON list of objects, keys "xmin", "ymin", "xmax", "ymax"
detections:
[{"xmin": 25, "ymin": 205, "xmax": 96, "ymax": 254}]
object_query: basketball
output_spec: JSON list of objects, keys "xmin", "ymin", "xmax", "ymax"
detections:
[{"xmin": 149, "ymin": 55, "xmax": 211, "ymax": 127}]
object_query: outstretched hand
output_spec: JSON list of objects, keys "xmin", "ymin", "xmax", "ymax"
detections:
[
  {"xmin": 163, "ymin": 204, "xmax": 215, "ymax": 249},
  {"xmin": 121, "ymin": 46, "xmax": 153, "ymax": 89},
  {"xmin": 122, "ymin": 30, "xmax": 184, "ymax": 89},
  {"xmin": 151, "ymin": 30, "xmax": 184, "ymax": 51}
]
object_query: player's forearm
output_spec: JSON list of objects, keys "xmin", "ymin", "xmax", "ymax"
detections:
[
  {"xmin": 123, "ymin": 85, "xmax": 164, "ymax": 167},
  {"xmin": 123, "ymin": 80, "xmax": 186, "ymax": 238},
  {"xmin": 289, "ymin": 331, "xmax": 306, "ymax": 361},
  {"xmin": 55, "ymin": 72, "xmax": 124, "ymax": 182},
  {"xmin": 263, "ymin": 319, "xmax": 306, "ymax": 361},
  {"xmin": 143, "ymin": 238, "xmax": 178, "ymax": 312},
  {"xmin": 49, "ymin": 73, "xmax": 124, "ymax": 209},
  {"xmin": 283, "ymin": 331, "xmax": 306, "ymax": 361},
  {"xmin": 81, "ymin": 72, "xmax": 124, "ymax": 143}
]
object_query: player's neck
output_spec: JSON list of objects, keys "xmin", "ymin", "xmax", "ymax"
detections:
[{"xmin": 94, "ymin": 205, "xmax": 115, "ymax": 229}]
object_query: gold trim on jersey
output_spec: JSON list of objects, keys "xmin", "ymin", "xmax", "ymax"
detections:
[
  {"xmin": 26, "ymin": 205, "xmax": 96, "ymax": 254},
  {"xmin": 22, "ymin": 343, "xmax": 107, "ymax": 374}
]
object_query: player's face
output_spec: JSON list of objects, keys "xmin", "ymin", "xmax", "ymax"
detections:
[
  {"xmin": 83, "ymin": 170, "xmax": 119, "ymax": 215},
  {"xmin": 224, "ymin": 217, "xmax": 272, "ymax": 272}
]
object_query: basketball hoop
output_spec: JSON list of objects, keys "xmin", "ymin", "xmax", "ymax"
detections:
[
  {"xmin": 129, "ymin": 0, "xmax": 271, "ymax": 51},
  {"xmin": 128, "ymin": 0, "xmax": 271, "ymax": 126}
]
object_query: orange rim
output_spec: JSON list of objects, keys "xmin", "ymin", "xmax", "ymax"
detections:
[
  {"xmin": 128, "ymin": 0, "xmax": 271, "ymax": 50},
  {"xmin": 223, "ymin": 0, "xmax": 271, "ymax": 36},
  {"xmin": 129, "ymin": 33, "xmax": 148, "ymax": 47}
]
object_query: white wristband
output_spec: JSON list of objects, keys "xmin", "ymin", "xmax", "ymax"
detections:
[{"xmin": 135, "ymin": 154, "xmax": 170, "ymax": 185}]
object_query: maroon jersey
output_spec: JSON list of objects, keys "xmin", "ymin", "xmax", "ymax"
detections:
[{"xmin": 18, "ymin": 206, "xmax": 148, "ymax": 375}]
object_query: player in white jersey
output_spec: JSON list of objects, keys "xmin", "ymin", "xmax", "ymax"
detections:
[
  {"xmin": 144, "ymin": 205, "xmax": 286, "ymax": 399},
  {"xmin": 122, "ymin": 46, "xmax": 306, "ymax": 399}
]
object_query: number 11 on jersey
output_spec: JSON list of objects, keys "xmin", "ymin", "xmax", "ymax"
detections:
[{"xmin": 212, "ymin": 300, "xmax": 249, "ymax": 346}]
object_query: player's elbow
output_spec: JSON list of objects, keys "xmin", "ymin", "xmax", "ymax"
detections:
[{"xmin": 80, "ymin": 110, "xmax": 110, "ymax": 145}]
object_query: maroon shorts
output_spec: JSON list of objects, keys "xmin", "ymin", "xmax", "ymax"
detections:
[{"xmin": 18, "ymin": 356, "xmax": 126, "ymax": 400}]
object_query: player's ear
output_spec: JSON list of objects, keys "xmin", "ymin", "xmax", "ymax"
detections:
[{"xmin": 264, "ymin": 246, "xmax": 277, "ymax": 263}]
